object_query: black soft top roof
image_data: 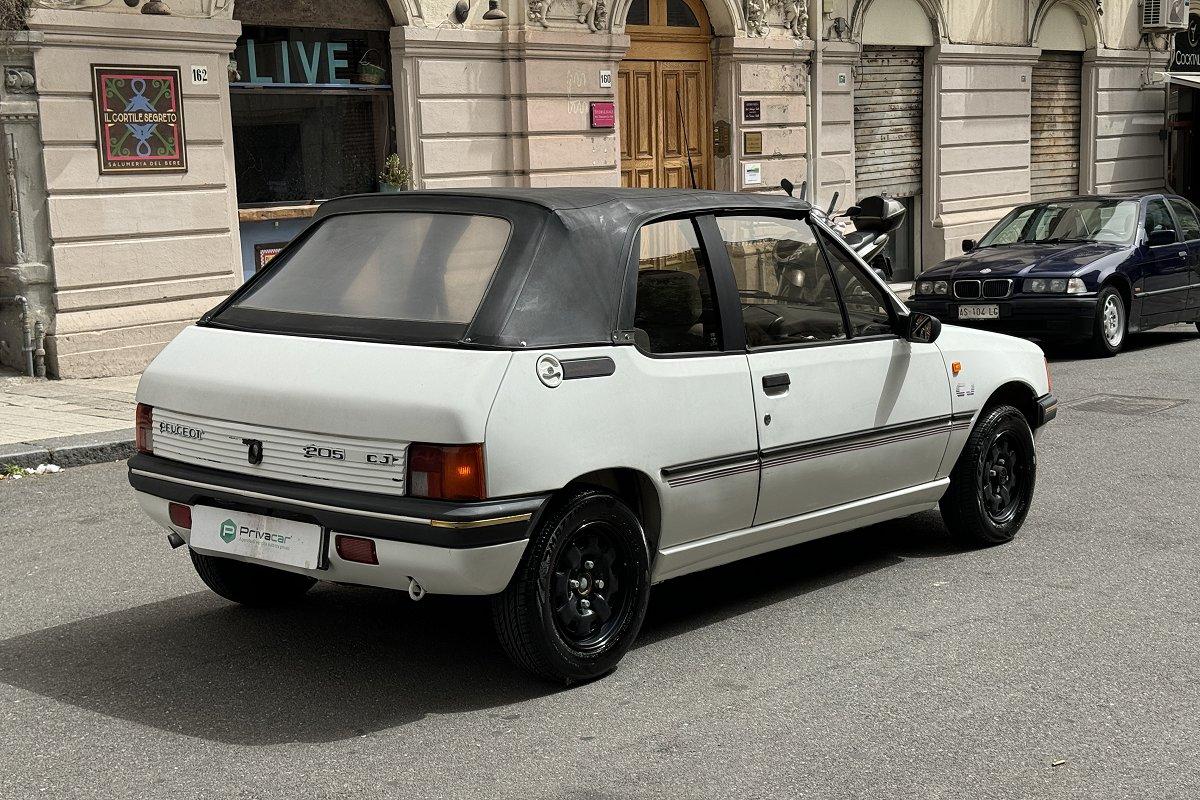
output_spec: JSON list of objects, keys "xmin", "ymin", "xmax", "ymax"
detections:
[
  {"xmin": 317, "ymin": 189, "xmax": 809, "ymax": 348},
  {"xmin": 211, "ymin": 189, "xmax": 811, "ymax": 349}
]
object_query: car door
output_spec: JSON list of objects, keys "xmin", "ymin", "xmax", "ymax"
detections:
[
  {"xmin": 1140, "ymin": 197, "xmax": 1190, "ymax": 322},
  {"xmin": 710, "ymin": 213, "xmax": 952, "ymax": 526},
  {"xmin": 1167, "ymin": 198, "xmax": 1200, "ymax": 321}
]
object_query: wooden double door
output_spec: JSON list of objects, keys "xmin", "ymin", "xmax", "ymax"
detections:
[{"xmin": 617, "ymin": 60, "xmax": 710, "ymax": 189}]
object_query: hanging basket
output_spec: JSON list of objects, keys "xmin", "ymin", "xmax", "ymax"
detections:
[{"xmin": 356, "ymin": 49, "xmax": 386, "ymax": 85}]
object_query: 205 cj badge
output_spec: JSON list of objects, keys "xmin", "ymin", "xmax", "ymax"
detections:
[{"xmin": 536, "ymin": 354, "xmax": 563, "ymax": 388}]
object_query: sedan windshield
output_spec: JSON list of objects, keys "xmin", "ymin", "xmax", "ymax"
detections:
[{"xmin": 978, "ymin": 199, "xmax": 1139, "ymax": 247}]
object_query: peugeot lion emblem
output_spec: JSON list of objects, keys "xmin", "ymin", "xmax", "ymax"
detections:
[{"xmin": 243, "ymin": 438, "xmax": 264, "ymax": 465}]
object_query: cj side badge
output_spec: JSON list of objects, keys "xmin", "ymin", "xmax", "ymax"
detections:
[{"xmin": 537, "ymin": 354, "xmax": 563, "ymax": 388}]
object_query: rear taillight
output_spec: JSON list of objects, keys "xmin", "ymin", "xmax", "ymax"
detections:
[
  {"xmin": 135, "ymin": 403, "xmax": 154, "ymax": 454},
  {"xmin": 406, "ymin": 443, "xmax": 486, "ymax": 501},
  {"xmin": 168, "ymin": 502, "xmax": 192, "ymax": 529},
  {"xmin": 335, "ymin": 535, "xmax": 378, "ymax": 565}
]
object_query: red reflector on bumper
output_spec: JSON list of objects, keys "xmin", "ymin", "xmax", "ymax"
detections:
[
  {"xmin": 168, "ymin": 502, "xmax": 192, "ymax": 529},
  {"xmin": 335, "ymin": 535, "xmax": 378, "ymax": 565}
]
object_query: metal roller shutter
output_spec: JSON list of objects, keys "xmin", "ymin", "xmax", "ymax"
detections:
[
  {"xmin": 1031, "ymin": 51, "xmax": 1082, "ymax": 200},
  {"xmin": 854, "ymin": 46, "xmax": 924, "ymax": 197}
]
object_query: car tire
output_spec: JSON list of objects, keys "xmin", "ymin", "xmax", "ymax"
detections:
[
  {"xmin": 1089, "ymin": 285, "xmax": 1126, "ymax": 357},
  {"xmin": 940, "ymin": 404, "xmax": 1037, "ymax": 546},
  {"xmin": 189, "ymin": 548, "xmax": 316, "ymax": 606},
  {"xmin": 492, "ymin": 488, "xmax": 651, "ymax": 684}
]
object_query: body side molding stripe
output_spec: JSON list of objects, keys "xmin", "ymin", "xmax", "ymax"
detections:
[{"xmin": 662, "ymin": 412, "xmax": 973, "ymax": 488}]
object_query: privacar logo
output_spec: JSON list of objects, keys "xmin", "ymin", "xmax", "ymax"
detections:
[{"xmin": 219, "ymin": 519, "xmax": 237, "ymax": 544}]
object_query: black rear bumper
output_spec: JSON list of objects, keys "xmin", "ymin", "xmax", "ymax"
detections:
[
  {"xmin": 908, "ymin": 296, "xmax": 1097, "ymax": 340},
  {"xmin": 1037, "ymin": 393, "xmax": 1058, "ymax": 426},
  {"xmin": 128, "ymin": 453, "xmax": 547, "ymax": 548}
]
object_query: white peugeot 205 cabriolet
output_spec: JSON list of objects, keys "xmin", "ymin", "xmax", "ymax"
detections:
[{"xmin": 129, "ymin": 188, "xmax": 1056, "ymax": 683}]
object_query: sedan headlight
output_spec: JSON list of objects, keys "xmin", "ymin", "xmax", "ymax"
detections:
[
  {"xmin": 1025, "ymin": 277, "xmax": 1078, "ymax": 294},
  {"xmin": 918, "ymin": 280, "xmax": 949, "ymax": 295}
]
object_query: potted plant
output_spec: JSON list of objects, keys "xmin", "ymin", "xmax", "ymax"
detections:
[{"xmin": 378, "ymin": 155, "xmax": 411, "ymax": 193}]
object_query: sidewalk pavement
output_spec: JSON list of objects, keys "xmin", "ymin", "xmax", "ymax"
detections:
[{"xmin": 0, "ymin": 370, "xmax": 138, "ymax": 469}]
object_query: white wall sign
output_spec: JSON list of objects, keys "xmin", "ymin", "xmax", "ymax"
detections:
[
  {"xmin": 599, "ymin": 69, "xmax": 613, "ymax": 89},
  {"xmin": 190, "ymin": 65, "xmax": 209, "ymax": 85},
  {"xmin": 744, "ymin": 162, "xmax": 762, "ymax": 186},
  {"xmin": 837, "ymin": 72, "xmax": 848, "ymax": 87}
]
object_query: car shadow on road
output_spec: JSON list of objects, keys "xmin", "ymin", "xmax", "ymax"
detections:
[
  {"xmin": 1043, "ymin": 326, "xmax": 1198, "ymax": 363},
  {"xmin": 0, "ymin": 512, "xmax": 963, "ymax": 745}
]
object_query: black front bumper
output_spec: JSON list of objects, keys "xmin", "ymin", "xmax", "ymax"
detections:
[
  {"xmin": 128, "ymin": 453, "xmax": 548, "ymax": 548},
  {"xmin": 908, "ymin": 295, "xmax": 1098, "ymax": 340}
]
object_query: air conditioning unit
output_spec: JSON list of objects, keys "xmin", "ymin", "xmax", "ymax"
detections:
[{"xmin": 1142, "ymin": 0, "xmax": 1190, "ymax": 32}]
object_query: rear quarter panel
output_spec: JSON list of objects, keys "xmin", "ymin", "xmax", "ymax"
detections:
[{"xmin": 484, "ymin": 346, "xmax": 760, "ymax": 552}]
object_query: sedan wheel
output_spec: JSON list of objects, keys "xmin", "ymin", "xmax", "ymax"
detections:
[{"xmin": 1090, "ymin": 286, "xmax": 1125, "ymax": 356}]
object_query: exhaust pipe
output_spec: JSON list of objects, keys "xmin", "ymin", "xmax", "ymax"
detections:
[
  {"xmin": 407, "ymin": 577, "xmax": 426, "ymax": 601},
  {"xmin": 166, "ymin": 532, "xmax": 185, "ymax": 549}
]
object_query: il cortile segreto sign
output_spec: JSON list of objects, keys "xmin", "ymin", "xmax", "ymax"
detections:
[
  {"xmin": 91, "ymin": 65, "xmax": 188, "ymax": 174},
  {"xmin": 1172, "ymin": 14, "xmax": 1200, "ymax": 74}
]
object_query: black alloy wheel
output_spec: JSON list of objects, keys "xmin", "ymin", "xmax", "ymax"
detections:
[
  {"xmin": 493, "ymin": 488, "xmax": 650, "ymax": 684},
  {"xmin": 979, "ymin": 430, "xmax": 1027, "ymax": 526},
  {"xmin": 940, "ymin": 404, "xmax": 1037, "ymax": 546},
  {"xmin": 550, "ymin": 522, "xmax": 631, "ymax": 650}
]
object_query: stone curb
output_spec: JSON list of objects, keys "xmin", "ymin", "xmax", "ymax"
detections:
[{"xmin": 0, "ymin": 428, "xmax": 134, "ymax": 470}]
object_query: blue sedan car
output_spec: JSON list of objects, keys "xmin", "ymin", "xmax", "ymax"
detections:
[{"xmin": 908, "ymin": 194, "xmax": 1200, "ymax": 355}]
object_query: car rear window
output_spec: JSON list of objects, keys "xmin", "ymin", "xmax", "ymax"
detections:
[{"xmin": 232, "ymin": 212, "xmax": 511, "ymax": 325}]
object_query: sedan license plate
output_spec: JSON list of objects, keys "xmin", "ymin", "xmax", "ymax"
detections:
[
  {"xmin": 958, "ymin": 304, "xmax": 1000, "ymax": 321},
  {"xmin": 190, "ymin": 506, "xmax": 323, "ymax": 570}
]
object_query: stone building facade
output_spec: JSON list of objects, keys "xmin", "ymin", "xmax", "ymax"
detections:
[{"xmin": 0, "ymin": 0, "xmax": 1174, "ymax": 377}]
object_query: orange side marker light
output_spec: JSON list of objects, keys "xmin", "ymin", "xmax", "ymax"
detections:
[{"xmin": 951, "ymin": 361, "xmax": 962, "ymax": 376}]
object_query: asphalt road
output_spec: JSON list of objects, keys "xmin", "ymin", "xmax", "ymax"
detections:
[{"xmin": 3, "ymin": 326, "xmax": 1200, "ymax": 800}]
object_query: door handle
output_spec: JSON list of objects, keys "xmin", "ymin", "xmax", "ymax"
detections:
[
  {"xmin": 1179, "ymin": 250, "xmax": 1188, "ymax": 258},
  {"xmin": 762, "ymin": 373, "xmax": 791, "ymax": 394}
]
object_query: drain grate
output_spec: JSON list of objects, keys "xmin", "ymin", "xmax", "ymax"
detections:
[{"xmin": 1065, "ymin": 393, "xmax": 1187, "ymax": 416}]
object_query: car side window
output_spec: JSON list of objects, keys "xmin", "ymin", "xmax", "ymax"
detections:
[
  {"xmin": 816, "ymin": 230, "xmax": 894, "ymax": 337},
  {"xmin": 633, "ymin": 218, "xmax": 722, "ymax": 355},
  {"xmin": 1145, "ymin": 199, "xmax": 1176, "ymax": 240},
  {"xmin": 716, "ymin": 215, "xmax": 847, "ymax": 348},
  {"xmin": 1168, "ymin": 199, "xmax": 1200, "ymax": 241}
]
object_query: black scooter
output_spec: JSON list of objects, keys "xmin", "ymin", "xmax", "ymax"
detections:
[{"xmin": 781, "ymin": 180, "xmax": 907, "ymax": 281}]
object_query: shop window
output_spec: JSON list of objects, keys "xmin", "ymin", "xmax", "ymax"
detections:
[{"xmin": 231, "ymin": 26, "xmax": 395, "ymax": 206}]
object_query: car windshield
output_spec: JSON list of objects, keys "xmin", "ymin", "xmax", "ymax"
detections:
[
  {"xmin": 224, "ymin": 211, "xmax": 511, "ymax": 330},
  {"xmin": 978, "ymin": 199, "xmax": 1139, "ymax": 247}
]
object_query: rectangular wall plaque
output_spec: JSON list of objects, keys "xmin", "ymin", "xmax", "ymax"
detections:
[
  {"xmin": 743, "ymin": 100, "xmax": 761, "ymax": 121},
  {"xmin": 590, "ymin": 101, "xmax": 616, "ymax": 129},
  {"xmin": 744, "ymin": 162, "xmax": 762, "ymax": 186},
  {"xmin": 743, "ymin": 131, "xmax": 763, "ymax": 156},
  {"xmin": 92, "ymin": 65, "xmax": 187, "ymax": 174}
]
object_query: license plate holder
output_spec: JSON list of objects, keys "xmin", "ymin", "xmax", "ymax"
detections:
[
  {"xmin": 190, "ymin": 506, "xmax": 324, "ymax": 570},
  {"xmin": 958, "ymin": 304, "xmax": 1000, "ymax": 320}
]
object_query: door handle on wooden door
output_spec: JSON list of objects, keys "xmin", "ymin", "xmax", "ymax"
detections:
[{"xmin": 762, "ymin": 373, "xmax": 791, "ymax": 394}]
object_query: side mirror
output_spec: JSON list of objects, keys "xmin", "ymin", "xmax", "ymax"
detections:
[
  {"xmin": 904, "ymin": 311, "xmax": 942, "ymax": 344},
  {"xmin": 961, "ymin": 239, "xmax": 976, "ymax": 253},
  {"xmin": 1148, "ymin": 228, "xmax": 1177, "ymax": 247}
]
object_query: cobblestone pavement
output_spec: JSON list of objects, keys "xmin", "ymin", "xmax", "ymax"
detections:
[{"xmin": 0, "ymin": 371, "xmax": 138, "ymax": 447}]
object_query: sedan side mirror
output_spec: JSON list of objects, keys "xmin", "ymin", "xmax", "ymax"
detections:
[
  {"xmin": 903, "ymin": 311, "xmax": 942, "ymax": 344},
  {"xmin": 1148, "ymin": 228, "xmax": 1178, "ymax": 247},
  {"xmin": 961, "ymin": 239, "xmax": 976, "ymax": 253}
]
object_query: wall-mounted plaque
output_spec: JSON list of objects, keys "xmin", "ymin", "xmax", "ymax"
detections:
[
  {"xmin": 590, "ymin": 101, "xmax": 616, "ymax": 129},
  {"xmin": 92, "ymin": 65, "xmax": 187, "ymax": 174},
  {"xmin": 712, "ymin": 120, "xmax": 731, "ymax": 159},
  {"xmin": 743, "ymin": 100, "xmax": 761, "ymax": 121},
  {"xmin": 254, "ymin": 242, "xmax": 289, "ymax": 272},
  {"xmin": 743, "ymin": 131, "xmax": 763, "ymax": 156}
]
